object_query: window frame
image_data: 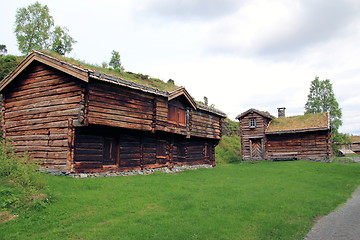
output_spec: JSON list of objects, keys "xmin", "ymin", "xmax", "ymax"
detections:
[{"xmin": 249, "ymin": 117, "xmax": 256, "ymax": 128}]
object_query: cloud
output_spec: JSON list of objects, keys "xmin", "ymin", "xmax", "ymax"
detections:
[
  {"xmin": 203, "ymin": 0, "xmax": 360, "ymax": 57},
  {"xmin": 135, "ymin": 0, "xmax": 245, "ymax": 22}
]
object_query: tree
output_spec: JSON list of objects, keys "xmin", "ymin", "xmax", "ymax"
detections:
[
  {"xmin": 203, "ymin": 96, "xmax": 208, "ymax": 106},
  {"xmin": 14, "ymin": 2, "xmax": 75, "ymax": 55},
  {"xmin": 305, "ymin": 76, "xmax": 342, "ymax": 132},
  {"xmin": 51, "ymin": 26, "xmax": 76, "ymax": 55},
  {"xmin": 0, "ymin": 55, "xmax": 22, "ymax": 80},
  {"xmin": 0, "ymin": 45, "xmax": 7, "ymax": 56},
  {"xmin": 14, "ymin": 2, "xmax": 54, "ymax": 54},
  {"xmin": 304, "ymin": 76, "xmax": 349, "ymax": 152},
  {"xmin": 109, "ymin": 50, "xmax": 124, "ymax": 71}
]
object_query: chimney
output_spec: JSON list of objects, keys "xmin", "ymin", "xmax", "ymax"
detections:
[{"xmin": 277, "ymin": 107, "xmax": 286, "ymax": 118}]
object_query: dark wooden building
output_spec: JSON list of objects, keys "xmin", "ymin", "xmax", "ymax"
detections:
[
  {"xmin": 236, "ymin": 108, "xmax": 331, "ymax": 162},
  {"xmin": 339, "ymin": 136, "xmax": 360, "ymax": 156},
  {"xmin": 0, "ymin": 51, "xmax": 226, "ymax": 173}
]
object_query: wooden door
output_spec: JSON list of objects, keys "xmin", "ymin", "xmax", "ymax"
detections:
[
  {"xmin": 251, "ymin": 139, "xmax": 263, "ymax": 160},
  {"xmin": 103, "ymin": 136, "xmax": 118, "ymax": 165}
]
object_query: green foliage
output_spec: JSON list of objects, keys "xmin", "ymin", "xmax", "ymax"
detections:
[
  {"xmin": 15, "ymin": 2, "xmax": 54, "ymax": 54},
  {"xmin": 51, "ymin": 26, "xmax": 76, "ymax": 55},
  {"xmin": 305, "ymin": 77, "xmax": 344, "ymax": 153},
  {"xmin": 42, "ymin": 50, "xmax": 177, "ymax": 91},
  {"xmin": 0, "ymin": 55, "xmax": 22, "ymax": 80},
  {"xmin": 0, "ymin": 45, "xmax": 7, "ymax": 56},
  {"xmin": 203, "ymin": 96, "xmax": 208, "ymax": 106},
  {"xmin": 222, "ymin": 118, "xmax": 240, "ymax": 137},
  {"xmin": 215, "ymin": 135, "xmax": 241, "ymax": 164},
  {"xmin": 1, "ymin": 162, "xmax": 360, "ymax": 239},
  {"xmin": 14, "ymin": 2, "xmax": 75, "ymax": 55},
  {"xmin": 216, "ymin": 118, "xmax": 241, "ymax": 164},
  {"xmin": 167, "ymin": 79, "xmax": 175, "ymax": 85},
  {"xmin": 109, "ymin": 50, "xmax": 124, "ymax": 71},
  {"xmin": 0, "ymin": 144, "xmax": 47, "ymax": 211},
  {"xmin": 305, "ymin": 77, "xmax": 342, "ymax": 132}
]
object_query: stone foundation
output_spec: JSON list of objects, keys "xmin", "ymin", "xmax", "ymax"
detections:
[{"xmin": 61, "ymin": 164, "xmax": 214, "ymax": 178}]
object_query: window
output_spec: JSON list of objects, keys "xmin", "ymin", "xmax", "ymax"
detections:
[
  {"xmin": 168, "ymin": 99, "xmax": 186, "ymax": 126},
  {"xmin": 249, "ymin": 117, "xmax": 256, "ymax": 128}
]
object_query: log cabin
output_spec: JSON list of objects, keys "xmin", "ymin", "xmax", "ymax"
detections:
[
  {"xmin": 339, "ymin": 135, "xmax": 360, "ymax": 156},
  {"xmin": 0, "ymin": 50, "xmax": 226, "ymax": 174},
  {"xmin": 236, "ymin": 108, "xmax": 332, "ymax": 162}
]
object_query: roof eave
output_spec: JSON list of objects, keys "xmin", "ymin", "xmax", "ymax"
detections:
[
  {"xmin": 265, "ymin": 126, "xmax": 330, "ymax": 135},
  {"xmin": 236, "ymin": 108, "xmax": 274, "ymax": 120},
  {"xmin": 0, "ymin": 50, "xmax": 89, "ymax": 92},
  {"xmin": 168, "ymin": 87, "xmax": 197, "ymax": 110}
]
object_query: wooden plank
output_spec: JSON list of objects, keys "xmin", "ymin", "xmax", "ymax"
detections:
[
  {"xmin": 5, "ymin": 96, "xmax": 80, "ymax": 112},
  {"xmin": 7, "ymin": 85, "xmax": 80, "ymax": 102},
  {"xmin": 5, "ymin": 104, "xmax": 79, "ymax": 120},
  {"xmin": 88, "ymin": 117, "xmax": 152, "ymax": 131},
  {"xmin": 5, "ymin": 92, "xmax": 80, "ymax": 109},
  {"xmin": 6, "ymin": 121, "xmax": 68, "ymax": 132},
  {"xmin": 89, "ymin": 105, "xmax": 152, "ymax": 120}
]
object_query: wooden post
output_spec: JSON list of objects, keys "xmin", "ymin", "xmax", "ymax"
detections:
[
  {"xmin": 140, "ymin": 136, "xmax": 144, "ymax": 170},
  {"xmin": 151, "ymin": 97, "xmax": 157, "ymax": 133},
  {"xmin": 168, "ymin": 138, "xmax": 174, "ymax": 168},
  {"xmin": 211, "ymin": 143, "xmax": 217, "ymax": 166},
  {"xmin": 249, "ymin": 139, "xmax": 253, "ymax": 160},
  {"xmin": 83, "ymin": 84, "xmax": 89, "ymax": 126},
  {"xmin": 67, "ymin": 118, "xmax": 75, "ymax": 173},
  {"xmin": 1, "ymin": 94, "xmax": 6, "ymax": 143},
  {"xmin": 186, "ymin": 108, "xmax": 190, "ymax": 138},
  {"xmin": 78, "ymin": 84, "xmax": 89, "ymax": 126}
]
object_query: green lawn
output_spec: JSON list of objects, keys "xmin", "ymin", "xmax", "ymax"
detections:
[{"xmin": 1, "ymin": 161, "xmax": 360, "ymax": 240}]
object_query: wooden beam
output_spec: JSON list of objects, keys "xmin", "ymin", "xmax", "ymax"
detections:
[{"xmin": 66, "ymin": 118, "xmax": 75, "ymax": 173}]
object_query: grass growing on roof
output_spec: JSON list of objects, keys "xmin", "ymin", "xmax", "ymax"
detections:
[
  {"xmin": 267, "ymin": 112, "xmax": 329, "ymax": 132},
  {"xmin": 2, "ymin": 161, "xmax": 360, "ymax": 240},
  {"xmin": 41, "ymin": 50, "xmax": 178, "ymax": 92}
]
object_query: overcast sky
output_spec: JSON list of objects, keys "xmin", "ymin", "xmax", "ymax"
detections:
[{"xmin": 2, "ymin": 0, "xmax": 360, "ymax": 134}]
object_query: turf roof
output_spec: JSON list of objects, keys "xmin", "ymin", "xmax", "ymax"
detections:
[
  {"xmin": 266, "ymin": 112, "xmax": 330, "ymax": 133},
  {"xmin": 40, "ymin": 50, "xmax": 179, "ymax": 92},
  {"xmin": 350, "ymin": 136, "xmax": 360, "ymax": 143}
]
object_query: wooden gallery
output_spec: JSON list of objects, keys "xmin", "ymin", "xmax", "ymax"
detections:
[
  {"xmin": 0, "ymin": 51, "xmax": 226, "ymax": 174},
  {"xmin": 236, "ymin": 108, "xmax": 332, "ymax": 162}
]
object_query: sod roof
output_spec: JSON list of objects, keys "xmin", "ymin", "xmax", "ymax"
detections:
[
  {"xmin": 350, "ymin": 136, "xmax": 360, "ymax": 143},
  {"xmin": 266, "ymin": 112, "xmax": 330, "ymax": 134}
]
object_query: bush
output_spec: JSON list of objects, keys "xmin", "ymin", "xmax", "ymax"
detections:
[
  {"xmin": 0, "ymin": 144, "xmax": 48, "ymax": 211},
  {"xmin": 215, "ymin": 135, "xmax": 241, "ymax": 164}
]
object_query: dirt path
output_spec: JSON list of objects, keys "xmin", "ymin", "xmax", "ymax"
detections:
[{"xmin": 304, "ymin": 186, "xmax": 360, "ymax": 240}]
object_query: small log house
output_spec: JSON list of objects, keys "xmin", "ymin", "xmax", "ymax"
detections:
[
  {"xmin": 339, "ymin": 136, "xmax": 360, "ymax": 156},
  {"xmin": 236, "ymin": 108, "xmax": 331, "ymax": 161},
  {"xmin": 0, "ymin": 51, "xmax": 226, "ymax": 174}
]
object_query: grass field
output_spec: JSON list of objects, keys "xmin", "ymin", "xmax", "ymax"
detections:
[{"xmin": 1, "ymin": 161, "xmax": 360, "ymax": 240}]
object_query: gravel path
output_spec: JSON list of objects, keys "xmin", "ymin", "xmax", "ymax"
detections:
[{"xmin": 304, "ymin": 186, "xmax": 360, "ymax": 240}]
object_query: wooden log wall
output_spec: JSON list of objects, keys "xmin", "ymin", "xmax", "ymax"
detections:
[
  {"xmin": 87, "ymin": 80, "xmax": 222, "ymax": 140},
  {"xmin": 73, "ymin": 126, "xmax": 215, "ymax": 173},
  {"xmin": 3, "ymin": 62, "xmax": 82, "ymax": 172},
  {"xmin": 351, "ymin": 143, "xmax": 360, "ymax": 155},
  {"xmin": 190, "ymin": 110, "xmax": 222, "ymax": 139},
  {"xmin": 239, "ymin": 112, "xmax": 270, "ymax": 160},
  {"xmin": 266, "ymin": 130, "xmax": 331, "ymax": 161},
  {"xmin": 87, "ymin": 81, "xmax": 154, "ymax": 131}
]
